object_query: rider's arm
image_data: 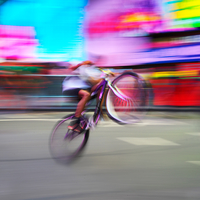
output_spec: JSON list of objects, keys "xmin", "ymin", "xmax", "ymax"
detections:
[
  {"xmin": 88, "ymin": 68, "xmax": 117, "ymax": 85},
  {"xmin": 67, "ymin": 63, "xmax": 82, "ymax": 72},
  {"xmin": 88, "ymin": 77, "xmax": 103, "ymax": 86},
  {"xmin": 67, "ymin": 60, "xmax": 94, "ymax": 73}
]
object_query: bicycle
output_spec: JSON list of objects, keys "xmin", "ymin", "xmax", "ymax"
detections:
[{"xmin": 49, "ymin": 70, "xmax": 148, "ymax": 164}]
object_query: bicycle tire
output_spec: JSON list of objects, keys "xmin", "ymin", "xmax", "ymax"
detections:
[
  {"xmin": 106, "ymin": 71, "xmax": 147, "ymax": 124},
  {"xmin": 49, "ymin": 114, "xmax": 90, "ymax": 164}
]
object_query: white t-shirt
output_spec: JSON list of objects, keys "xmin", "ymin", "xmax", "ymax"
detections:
[
  {"xmin": 62, "ymin": 64, "xmax": 102, "ymax": 92},
  {"xmin": 77, "ymin": 64, "xmax": 102, "ymax": 81}
]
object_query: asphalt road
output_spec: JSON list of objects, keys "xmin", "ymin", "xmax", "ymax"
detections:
[{"xmin": 0, "ymin": 111, "xmax": 200, "ymax": 200}]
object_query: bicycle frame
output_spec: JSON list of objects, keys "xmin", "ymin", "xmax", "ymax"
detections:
[
  {"xmin": 87, "ymin": 76, "xmax": 132, "ymax": 128},
  {"xmin": 50, "ymin": 71, "xmax": 147, "ymax": 163},
  {"xmin": 90, "ymin": 79, "xmax": 107, "ymax": 126}
]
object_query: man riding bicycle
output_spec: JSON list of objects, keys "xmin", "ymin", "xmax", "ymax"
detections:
[{"xmin": 63, "ymin": 60, "xmax": 113, "ymax": 133}]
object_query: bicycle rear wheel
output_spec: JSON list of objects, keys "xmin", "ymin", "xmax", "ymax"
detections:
[
  {"xmin": 106, "ymin": 71, "xmax": 147, "ymax": 124},
  {"xmin": 49, "ymin": 114, "xmax": 89, "ymax": 164}
]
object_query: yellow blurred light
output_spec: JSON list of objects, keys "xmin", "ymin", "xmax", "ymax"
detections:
[
  {"xmin": 152, "ymin": 70, "xmax": 199, "ymax": 78},
  {"xmin": 120, "ymin": 13, "xmax": 160, "ymax": 24},
  {"xmin": 152, "ymin": 71, "xmax": 175, "ymax": 78},
  {"xmin": 175, "ymin": 7, "xmax": 200, "ymax": 19},
  {"xmin": 149, "ymin": 15, "xmax": 161, "ymax": 21},
  {"xmin": 135, "ymin": 14, "xmax": 148, "ymax": 22},
  {"xmin": 173, "ymin": 0, "xmax": 199, "ymax": 10},
  {"xmin": 176, "ymin": 70, "xmax": 198, "ymax": 77},
  {"xmin": 121, "ymin": 14, "xmax": 136, "ymax": 23}
]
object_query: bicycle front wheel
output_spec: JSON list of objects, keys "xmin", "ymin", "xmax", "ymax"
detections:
[
  {"xmin": 49, "ymin": 114, "xmax": 89, "ymax": 164},
  {"xmin": 106, "ymin": 71, "xmax": 147, "ymax": 124}
]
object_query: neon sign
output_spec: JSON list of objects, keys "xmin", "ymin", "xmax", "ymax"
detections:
[
  {"xmin": 0, "ymin": 25, "xmax": 38, "ymax": 60},
  {"xmin": 164, "ymin": 0, "xmax": 200, "ymax": 30},
  {"xmin": 86, "ymin": 11, "xmax": 162, "ymax": 37}
]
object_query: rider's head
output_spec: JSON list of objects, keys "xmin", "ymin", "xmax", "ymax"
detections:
[{"xmin": 81, "ymin": 60, "xmax": 94, "ymax": 66}]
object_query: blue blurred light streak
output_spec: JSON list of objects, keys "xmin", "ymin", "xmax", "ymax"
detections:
[{"xmin": 0, "ymin": 0, "xmax": 88, "ymax": 61}]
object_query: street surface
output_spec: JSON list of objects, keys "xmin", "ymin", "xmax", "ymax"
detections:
[{"xmin": 0, "ymin": 111, "xmax": 199, "ymax": 200}]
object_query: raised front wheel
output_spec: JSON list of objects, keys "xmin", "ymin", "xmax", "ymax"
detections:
[{"xmin": 106, "ymin": 72, "xmax": 147, "ymax": 124}]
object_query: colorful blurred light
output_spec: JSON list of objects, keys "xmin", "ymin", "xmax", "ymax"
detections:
[{"xmin": 0, "ymin": 0, "xmax": 88, "ymax": 61}]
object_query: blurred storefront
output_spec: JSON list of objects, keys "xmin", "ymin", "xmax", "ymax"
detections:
[
  {"xmin": 84, "ymin": 0, "xmax": 200, "ymax": 108},
  {"xmin": 147, "ymin": 62, "xmax": 200, "ymax": 107},
  {"xmin": 0, "ymin": 60, "xmax": 199, "ymax": 110},
  {"xmin": 0, "ymin": 0, "xmax": 200, "ymax": 110}
]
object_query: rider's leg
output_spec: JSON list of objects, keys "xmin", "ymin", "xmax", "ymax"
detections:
[
  {"xmin": 75, "ymin": 89, "xmax": 91, "ymax": 117},
  {"xmin": 90, "ymin": 80, "xmax": 102, "ymax": 93},
  {"xmin": 68, "ymin": 89, "xmax": 90, "ymax": 131}
]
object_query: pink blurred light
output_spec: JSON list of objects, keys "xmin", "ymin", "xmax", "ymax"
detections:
[{"xmin": 0, "ymin": 25, "xmax": 38, "ymax": 60}]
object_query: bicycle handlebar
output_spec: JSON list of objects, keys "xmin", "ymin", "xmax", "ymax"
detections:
[{"xmin": 99, "ymin": 68, "xmax": 115, "ymax": 78}]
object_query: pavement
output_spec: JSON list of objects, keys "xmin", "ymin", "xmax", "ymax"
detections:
[
  {"xmin": 0, "ymin": 110, "xmax": 199, "ymax": 120},
  {"xmin": 0, "ymin": 111, "xmax": 200, "ymax": 200}
]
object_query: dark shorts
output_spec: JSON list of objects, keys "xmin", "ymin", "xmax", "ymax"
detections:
[{"xmin": 63, "ymin": 88, "xmax": 91, "ymax": 97}]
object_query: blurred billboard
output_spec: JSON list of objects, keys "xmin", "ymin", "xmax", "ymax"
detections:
[
  {"xmin": 0, "ymin": 0, "xmax": 88, "ymax": 62},
  {"xmin": 0, "ymin": 25, "xmax": 38, "ymax": 60},
  {"xmin": 0, "ymin": 0, "xmax": 200, "ymax": 110},
  {"xmin": 85, "ymin": 0, "xmax": 200, "ymax": 66}
]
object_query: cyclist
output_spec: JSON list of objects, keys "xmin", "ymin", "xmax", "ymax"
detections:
[{"xmin": 63, "ymin": 60, "xmax": 105, "ymax": 133}]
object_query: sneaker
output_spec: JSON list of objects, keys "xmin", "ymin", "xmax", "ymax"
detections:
[
  {"xmin": 74, "ymin": 124, "xmax": 84, "ymax": 133},
  {"xmin": 74, "ymin": 118, "xmax": 87, "ymax": 133},
  {"xmin": 68, "ymin": 117, "xmax": 80, "ymax": 130}
]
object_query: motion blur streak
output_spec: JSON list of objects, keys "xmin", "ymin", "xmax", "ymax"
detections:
[
  {"xmin": 0, "ymin": 0, "xmax": 200, "ymax": 200},
  {"xmin": 1, "ymin": 0, "xmax": 88, "ymax": 61}
]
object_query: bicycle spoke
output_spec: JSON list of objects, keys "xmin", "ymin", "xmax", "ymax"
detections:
[{"xmin": 106, "ymin": 72, "xmax": 147, "ymax": 124}]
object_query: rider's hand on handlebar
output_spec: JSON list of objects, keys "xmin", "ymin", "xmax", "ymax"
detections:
[
  {"xmin": 99, "ymin": 68, "xmax": 116, "ymax": 77},
  {"xmin": 107, "ymin": 69, "xmax": 115, "ymax": 77}
]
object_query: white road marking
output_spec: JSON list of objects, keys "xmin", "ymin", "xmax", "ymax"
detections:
[
  {"xmin": 0, "ymin": 119, "xmax": 60, "ymax": 122},
  {"xmin": 186, "ymin": 133, "xmax": 200, "ymax": 136},
  {"xmin": 100, "ymin": 119, "xmax": 187, "ymax": 127},
  {"xmin": 187, "ymin": 161, "xmax": 200, "ymax": 165},
  {"xmin": 0, "ymin": 117, "xmax": 187, "ymax": 127},
  {"xmin": 139, "ymin": 119, "xmax": 187, "ymax": 126},
  {"xmin": 99, "ymin": 121, "xmax": 122, "ymax": 127},
  {"xmin": 117, "ymin": 137, "xmax": 180, "ymax": 146}
]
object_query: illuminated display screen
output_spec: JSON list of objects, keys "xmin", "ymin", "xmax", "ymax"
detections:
[
  {"xmin": 86, "ymin": 0, "xmax": 200, "ymax": 37},
  {"xmin": 162, "ymin": 0, "xmax": 200, "ymax": 32},
  {"xmin": 86, "ymin": 0, "xmax": 163, "ymax": 37},
  {"xmin": 0, "ymin": 0, "xmax": 88, "ymax": 61},
  {"xmin": 0, "ymin": 25, "xmax": 38, "ymax": 60}
]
